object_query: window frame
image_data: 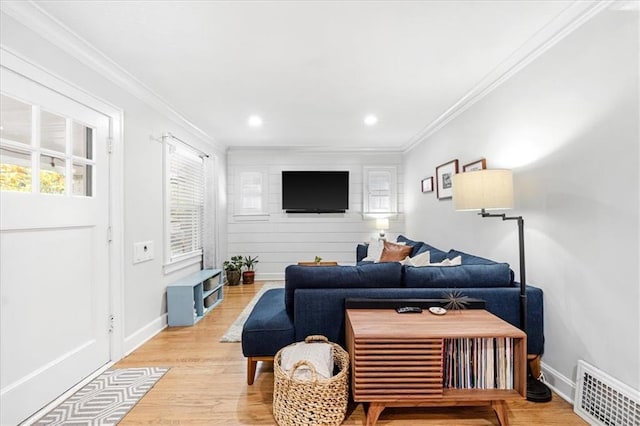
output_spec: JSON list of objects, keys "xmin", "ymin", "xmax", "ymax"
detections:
[
  {"xmin": 233, "ymin": 167, "xmax": 269, "ymax": 220},
  {"xmin": 0, "ymin": 95, "xmax": 96, "ymax": 197},
  {"xmin": 362, "ymin": 166, "xmax": 398, "ymax": 216},
  {"xmin": 163, "ymin": 139, "xmax": 206, "ymax": 273}
]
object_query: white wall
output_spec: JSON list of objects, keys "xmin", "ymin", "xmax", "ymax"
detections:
[
  {"xmin": 404, "ymin": 7, "xmax": 639, "ymax": 398},
  {"xmin": 0, "ymin": 12, "xmax": 227, "ymax": 354},
  {"xmin": 226, "ymin": 149, "xmax": 403, "ymax": 280}
]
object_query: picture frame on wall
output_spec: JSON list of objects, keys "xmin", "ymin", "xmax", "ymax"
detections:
[
  {"xmin": 463, "ymin": 158, "xmax": 486, "ymax": 172},
  {"xmin": 435, "ymin": 159, "xmax": 459, "ymax": 200},
  {"xmin": 421, "ymin": 177, "xmax": 433, "ymax": 193}
]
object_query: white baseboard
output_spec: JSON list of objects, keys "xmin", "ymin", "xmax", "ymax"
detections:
[
  {"xmin": 540, "ymin": 361, "xmax": 576, "ymax": 404},
  {"xmin": 123, "ymin": 314, "xmax": 168, "ymax": 356}
]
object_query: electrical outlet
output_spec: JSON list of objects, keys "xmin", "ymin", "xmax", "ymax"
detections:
[{"xmin": 133, "ymin": 240, "xmax": 154, "ymax": 264}]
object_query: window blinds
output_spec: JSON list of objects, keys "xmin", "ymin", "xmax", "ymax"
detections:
[{"xmin": 168, "ymin": 144, "xmax": 204, "ymax": 262}]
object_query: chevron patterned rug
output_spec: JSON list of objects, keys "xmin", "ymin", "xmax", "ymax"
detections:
[{"xmin": 34, "ymin": 367, "xmax": 169, "ymax": 425}]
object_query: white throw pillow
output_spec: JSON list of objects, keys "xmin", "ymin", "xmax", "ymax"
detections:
[
  {"xmin": 428, "ymin": 255, "xmax": 462, "ymax": 267},
  {"xmin": 409, "ymin": 250, "xmax": 431, "ymax": 266},
  {"xmin": 400, "ymin": 250, "xmax": 431, "ymax": 266},
  {"xmin": 362, "ymin": 238, "xmax": 384, "ymax": 262},
  {"xmin": 280, "ymin": 341, "xmax": 334, "ymax": 381}
]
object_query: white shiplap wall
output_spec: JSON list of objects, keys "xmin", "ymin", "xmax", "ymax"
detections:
[{"xmin": 226, "ymin": 149, "xmax": 404, "ymax": 280}]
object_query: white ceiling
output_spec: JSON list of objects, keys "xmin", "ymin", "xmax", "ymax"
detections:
[{"xmin": 29, "ymin": 0, "xmax": 589, "ymax": 151}]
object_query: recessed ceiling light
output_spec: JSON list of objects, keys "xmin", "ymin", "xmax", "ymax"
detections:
[
  {"xmin": 364, "ymin": 115, "xmax": 378, "ymax": 126},
  {"xmin": 248, "ymin": 115, "xmax": 263, "ymax": 127}
]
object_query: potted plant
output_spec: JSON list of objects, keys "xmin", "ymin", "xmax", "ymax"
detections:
[
  {"xmin": 223, "ymin": 255, "xmax": 243, "ymax": 286},
  {"xmin": 242, "ymin": 255, "xmax": 259, "ymax": 284}
]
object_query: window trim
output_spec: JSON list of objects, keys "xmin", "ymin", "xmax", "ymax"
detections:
[
  {"xmin": 233, "ymin": 167, "xmax": 269, "ymax": 219},
  {"xmin": 362, "ymin": 166, "xmax": 398, "ymax": 216},
  {"xmin": 163, "ymin": 139, "xmax": 205, "ymax": 273},
  {"xmin": 1, "ymin": 96, "xmax": 96, "ymax": 197}
]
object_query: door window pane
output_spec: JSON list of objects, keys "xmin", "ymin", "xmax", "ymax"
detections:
[
  {"xmin": 72, "ymin": 122, "xmax": 93, "ymax": 160},
  {"xmin": 72, "ymin": 163, "xmax": 92, "ymax": 196},
  {"xmin": 0, "ymin": 148, "xmax": 32, "ymax": 192},
  {"xmin": 41, "ymin": 110, "xmax": 66, "ymax": 154},
  {"xmin": 40, "ymin": 155, "xmax": 65, "ymax": 194},
  {"xmin": 0, "ymin": 95, "xmax": 31, "ymax": 145}
]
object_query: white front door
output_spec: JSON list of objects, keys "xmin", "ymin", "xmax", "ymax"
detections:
[{"xmin": 0, "ymin": 68, "xmax": 111, "ymax": 425}]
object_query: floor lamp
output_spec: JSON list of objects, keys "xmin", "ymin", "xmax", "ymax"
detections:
[{"xmin": 452, "ymin": 169, "xmax": 551, "ymax": 402}]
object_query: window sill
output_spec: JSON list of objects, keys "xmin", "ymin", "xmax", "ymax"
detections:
[
  {"xmin": 233, "ymin": 213, "xmax": 270, "ymax": 222},
  {"xmin": 362, "ymin": 212, "xmax": 399, "ymax": 219},
  {"xmin": 164, "ymin": 254, "xmax": 201, "ymax": 275}
]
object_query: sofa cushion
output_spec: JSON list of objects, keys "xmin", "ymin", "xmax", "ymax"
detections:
[
  {"xmin": 447, "ymin": 249, "xmax": 515, "ymax": 282},
  {"xmin": 379, "ymin": 241, "xmax": 413, "ymax": 262},
  {"xmin": 402, "ymin": 263, "xmax": 513, "ymax": 288},
  {"xmin": 447, "ymin": 249, "xmax": 497, "ymax": 265},
  {"xmin": 242, "ymin": 288, "xmax": 295, "ymax": 357},
  {"xmin": 285, "ymin": 262, "xmax": 403, "ymax": 316},
  {"xmin": 415, "ymin": 243, "xmax": 448, "ymax": 263}
]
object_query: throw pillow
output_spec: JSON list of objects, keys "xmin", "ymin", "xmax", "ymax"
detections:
[
  {"xmin": 379, "ymin": 240, "xmax": 413, "ymax": 262},
  {"xmin": 400, "ymin": 250, "xmax": 431, "ymax": 266},
  {"xmin": 362, "ymin": 238, "xmax": 384, "ymax": 262},
  {"xmin": 428, "ymin": 255, "xmax": 462, "ymax": 267}
]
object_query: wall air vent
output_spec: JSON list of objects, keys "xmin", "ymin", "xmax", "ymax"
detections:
[{"xmin": 574, "ymin": 360, "xmax": 640, "ymax": 426}]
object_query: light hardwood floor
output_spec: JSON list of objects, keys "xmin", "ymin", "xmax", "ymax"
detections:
[{"xmin": 116, "ymin": 281, "xmax": 587, "ymax": 425}]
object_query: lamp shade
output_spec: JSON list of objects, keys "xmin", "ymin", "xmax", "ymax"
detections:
[
  {"xmin": 452, "ymin": 169, "xmax": 514, "ymax": 211},
  {"xmin": 375, "ymin": 218, "xmax": 389, "ymax": 230}
]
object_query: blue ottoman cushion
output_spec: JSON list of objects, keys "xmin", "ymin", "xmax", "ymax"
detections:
[{"xmin": 241, "ymin": 288, "xmax": 294, "ymax": 357}]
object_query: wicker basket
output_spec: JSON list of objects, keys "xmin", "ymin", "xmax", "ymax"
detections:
[{"xmin": 273, "ymin": 335, "xmax": 349, "ymax": 426}]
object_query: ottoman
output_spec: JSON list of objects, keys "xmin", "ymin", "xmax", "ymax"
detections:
[{"xmin": 241, "ymin": 288, "xmax": 295, "ymax": 384}]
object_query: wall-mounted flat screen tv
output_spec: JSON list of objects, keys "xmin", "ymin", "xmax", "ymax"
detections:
[{"xmin": 282, "ymin": 171, "xmax": 349, "ymax": 213}]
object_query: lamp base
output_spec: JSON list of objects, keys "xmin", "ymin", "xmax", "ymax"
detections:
[{"xmin": 527, "ymin": 375, "xmax": 552, "ymax": 403}]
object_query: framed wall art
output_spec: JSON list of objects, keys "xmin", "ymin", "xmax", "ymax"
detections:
[
  {"xmin": 463, "ymin": 158, "xmax": 487, "ymax": 172},
  {"xmin": 421, "ymin": 176, "xmax": 433, "ymax": 193},
  {"xmin": 435, "ymin": 159, "xmax": 459, "ymax": 200}
]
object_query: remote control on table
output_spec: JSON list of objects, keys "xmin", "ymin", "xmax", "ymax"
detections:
[{"xmin": 396, "ymin": 306, "xmax": 422, "ymax": 314}]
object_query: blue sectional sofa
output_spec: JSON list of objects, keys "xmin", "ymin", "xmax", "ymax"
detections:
[{"xmin": 242, "ymin": 236, "xmax": 544, "ymax": 385}]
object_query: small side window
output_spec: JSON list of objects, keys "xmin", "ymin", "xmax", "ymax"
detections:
[
  {"xmin": 363, "ymin": 166, "xmax": 397, "ymax": 215},
  {"xmin": 234, "ymin": 168, "xmax": 269, "ymax": 217}
]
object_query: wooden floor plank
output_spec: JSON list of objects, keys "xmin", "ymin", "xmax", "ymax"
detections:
[{"xmin": 116, "ymin": 282, "xmax": 587, "ymax": 425}]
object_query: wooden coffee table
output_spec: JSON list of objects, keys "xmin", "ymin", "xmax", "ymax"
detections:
[{"xmin": 346, "ymin": 309, "xmax": 526, "ymax": 426}]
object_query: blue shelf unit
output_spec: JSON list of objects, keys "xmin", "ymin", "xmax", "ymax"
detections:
[{"xmin": 167, "ymin": 269, "xmax": 223, "ymax": 326}]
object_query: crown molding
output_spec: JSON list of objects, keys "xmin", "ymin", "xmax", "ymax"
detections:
[
  {"xmin": 0, "ymin": 0, "xmax": 224, "ymax": 152},
  {"xmin": 403, "ymin": 0, "xmax": 614, "ymax": 153},
  {"xmin": 227, "ymin": 145, "xmax": 405, "ymax": 154}
]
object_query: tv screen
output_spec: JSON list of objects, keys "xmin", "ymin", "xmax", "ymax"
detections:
[{"xmin": 282, "ymin": 171, "xmax": 349, "ymax": 213}]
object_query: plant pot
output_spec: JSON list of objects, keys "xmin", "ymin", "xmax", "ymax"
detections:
[
  {"xmin": 242, "ymin": 271, "xmax": 255, "ymax": 284},
  {"xmin": 226, "ymin": 270, "xmax": 241, "ymax": 286}
]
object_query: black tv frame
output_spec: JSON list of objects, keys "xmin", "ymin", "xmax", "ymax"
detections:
[{"xmin": 281, "ymin": 170, "xmax": 349, "ymax": 214}]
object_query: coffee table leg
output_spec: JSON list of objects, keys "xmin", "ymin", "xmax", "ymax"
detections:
[
  {"xmin": 365, "ymin": 402, "xmax": 386, "ymax": 426},
  {"xmin": 491, "ymin": 400, "xmax": 509, "ymax": 426}
]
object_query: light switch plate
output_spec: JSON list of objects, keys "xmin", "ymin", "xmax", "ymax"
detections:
[{"xmin": 133, "ymin": 240, "xmax": 154, "ymax": 264}]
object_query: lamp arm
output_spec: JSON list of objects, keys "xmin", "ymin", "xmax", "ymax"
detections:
[{"xmin": 478, "ymin": 209, "xmax": 527, "ymax": 333}]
